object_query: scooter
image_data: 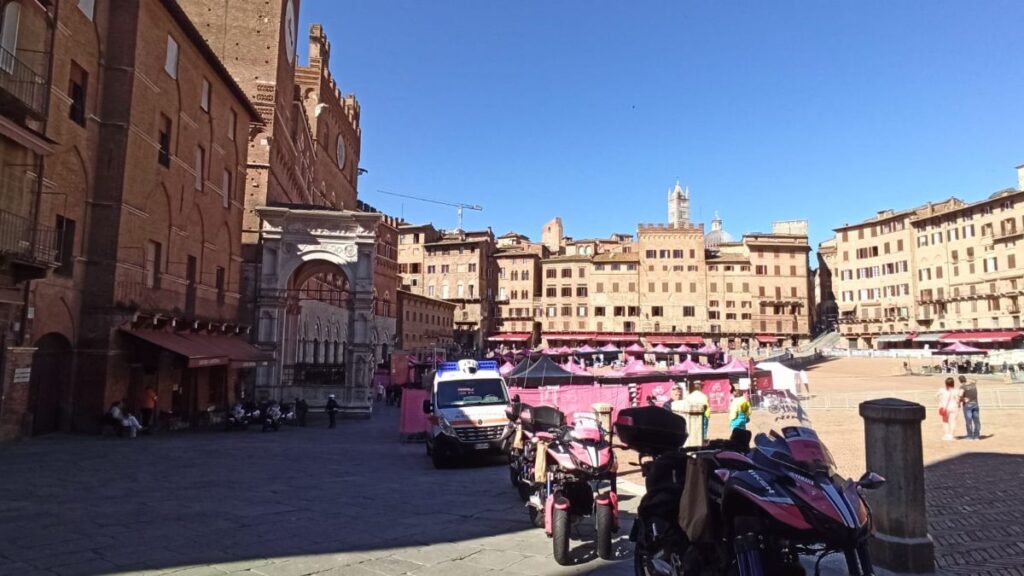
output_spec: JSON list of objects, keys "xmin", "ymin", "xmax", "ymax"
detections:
[
  {"xmin": 225, "ymin": 403, "xmax": 251, "ymax": 431},
  {"xmin": 526, "ymin": 409, "xmax": 618, "ymax": 565},
  {"xmin": 261, "ymin": 402, "xmax": 282, "ymax": 432},
  {"xmin": 507, "ymin": 401, "xmax": 563, "ymax": 503},
  {"xmin": 617, "ymin": 406, "xmax": 886, "ymax": 576}
]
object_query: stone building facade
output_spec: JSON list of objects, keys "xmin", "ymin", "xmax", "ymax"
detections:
[
  {"xmin": 828, "ymin": 166, "xmax": 1024, "ymax": 349},
  {"xmin": 396, "ymin": 289, "xmax": 456, "ymax": 352},
  {"xmin": 485, "ymin": 186, "xmax": 812, "ymax": 350},
  {"xmin": 1, "ymin": 0, "xmax": 262, "ymax": 439},
  {"xmin": 396, "ymin": 225, "xmax": 497, "ymax": 352}
]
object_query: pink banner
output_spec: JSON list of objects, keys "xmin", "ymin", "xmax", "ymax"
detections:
[
  {"xmin": 702, "ymin": 379, "xmax": 733, "ymax": 413},
  {"xmin": 755, "ymin": 374, "xmax": 773, "ymax": 391},
  {"xmin": 400, "ymin": 388, "xmax": 430, "ymax": 435},
  {"xmin": 635, "ymin": 381, "xmax": 676, "ymax": 406}
]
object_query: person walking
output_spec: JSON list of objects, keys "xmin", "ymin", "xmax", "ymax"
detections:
[
  {"xmin": 959, "ymin": 375, "xmax": 981, "ymax": 440},
  {"xmin": 295, "ymin": 397, "xmax": 308, "ymax": 427},
  {"xmin": 325, "ymin": 394, "xmax": 339, "ymax": 429},
  {"xmin": 729, "ymin": 387, "xmax": 751, "ymax": 431},
  {"xmin": 937, "ymin": 377, "xmax": 961, "ymax": 441},
  {"xmin": 686, "ymin": 381, "xmax": 710, "ymax": 440}
]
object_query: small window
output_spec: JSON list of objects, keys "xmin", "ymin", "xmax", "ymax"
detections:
[
  {"xmin": 68, "ymin": 61, "xmax": 87, "ymax": 126},
  {"xmin": 77, "ymin": 0, "xmax": 95, "ymax": 20},
  {"xmin": 158, "ymin": 114, "xmax": 172, "ymax": 167},
  {"xmin": 54, "ymin": 216, "xmax": 76, "ymax": 277},
  {"xmin": 164, "ymin": 36, "xmax": 178, "ymax": 78},
  {"xmin": 194, "ymin": 146, "xmax": 205, "ymax": 190},
  {"xmin": 0, "ymin": 3, "xmax": 20, "ymax": 74},
  {"xmin": 201, "ymin": 78, "xmax": 211, "ymax": 112},
  {"xmin": 221, "ymin": 169, "xmax": 231, "ymax": 208},
  {"xmin": 228, "ymin": 109, "xmax": 237, "ymax": 141},
  {"xmin": 144, "ymin": 241, "xmax": 162, "ymax": 288},
  {"xmin": 215, "ymin": 266, "xmax": 226, "ymax": 302}
]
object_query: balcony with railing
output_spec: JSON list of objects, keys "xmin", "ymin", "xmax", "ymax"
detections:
[
  {"xmin": 0, "ymin": 208, "xmax": 57, "ymax": 279},
  {"xmin": 0, "ymin": 46, "xmax": 49, "ymax": 121}
]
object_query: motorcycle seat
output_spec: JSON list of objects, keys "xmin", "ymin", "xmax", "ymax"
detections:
[{"xmin": 534, "ymin": 431, "xmax": 556, "ymax": 441}]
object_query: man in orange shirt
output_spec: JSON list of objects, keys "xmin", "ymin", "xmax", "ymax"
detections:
[{"xmin": 140, "ymin": 386, "xmax": 158, "ymax": 429}]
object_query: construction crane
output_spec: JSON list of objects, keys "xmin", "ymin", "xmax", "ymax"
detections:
[{"xmin": 375, "ymin": 189, "xmax": 482, "ymax": 231}]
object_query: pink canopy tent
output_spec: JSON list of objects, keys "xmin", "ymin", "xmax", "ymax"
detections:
[
  {"xmin": 562, "ymin": 358, "xmax": 593, "ymax": 375},
  {"xmin": 558, "ymin": 346, "xmax": 574, "ymax": 355},
  {"xmin": 624, "ymin": 343, "xmax": 646, "ymax": 357},
  {"xmin": 695, "ymin": 344, "xmax": 722, "ymax": 355},
  {"xmin": 650, "ymin": 344, "xmax": 673, "ymax": 354},
  {"xmin": 576, "ymin": 344, "xmax": 597, "ymax": 354},
  {"xmin": 499, "ymin": 361, "xmax": 515, "ymax": 375},
  {"xmin": 934, "ymin": 342, "xmax": 987, "ymax": 355},
  {"xmin": 669, "ymin": 358, "xmax": 704, "ymax": 373},
  {"xmin": 672, "ymin": 345, "xmax": 692, "ymax": 353},
  {"xmin": 599, "ymin": 343, "xmax": 621, "ymax": 353},
  {"xmin": 717, "ymin": 358, "xmax": 752, "ymax": 373},
  {"xmin": 623, "ymin": 359, "xmax": 659, "ymax": 375}
]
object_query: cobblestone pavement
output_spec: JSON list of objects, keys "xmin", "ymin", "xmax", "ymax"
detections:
[{"xmin": 0, "ymin": 408, "xmax": 637, "ymax": 576}]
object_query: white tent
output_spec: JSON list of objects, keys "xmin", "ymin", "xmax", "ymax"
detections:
[{"xmin": 755, "ymin": 361, "xmax": 807, "ymax": 395}]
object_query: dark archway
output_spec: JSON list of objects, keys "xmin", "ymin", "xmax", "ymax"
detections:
[{"xmin": 29, "ymin": 333, "xmax": 73, "ymax": 436}]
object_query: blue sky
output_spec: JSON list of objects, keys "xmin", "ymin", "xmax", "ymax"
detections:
[{"xmin": 300, "ymin": 1, "xmax": 1024, "ymax": 250}]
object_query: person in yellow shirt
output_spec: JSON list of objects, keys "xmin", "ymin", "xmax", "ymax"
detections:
[{"xmin": 729, "ymin": 386, "xmax": 751, "ymax": 431}]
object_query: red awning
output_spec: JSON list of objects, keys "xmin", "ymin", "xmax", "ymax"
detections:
[
  {"xmin": 940, "ymin": 331, "xmax": 1023, "ymax": 343},
  {"xmin": 487, "ymin": 333, "xmax": 531, "ymax": 342},
  {"xmin": 646, "ymin": 335, "xmax": 704, "ymax": 345},
  {"xmin": 594, "ymin": 333, "xmax": 640, "ymax": 342},
  {"xmin": 545, "ymin": 333, "xmax": 596, "ymax": 341},
  {"xmin": 121, "ymin": 329, "xmax": 229, "ymax": 368},
  {"xmin": 755, "ymin": 335, "xmax": 779, "ymax": 344},
  {"xmin": 178, "ymin": 333, "xmax": 274, "ymax": 368}
]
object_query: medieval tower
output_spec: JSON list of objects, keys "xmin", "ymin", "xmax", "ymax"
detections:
[{"xmin": 667, "ymin": 181, "xmax": 690, "ymax": 226}]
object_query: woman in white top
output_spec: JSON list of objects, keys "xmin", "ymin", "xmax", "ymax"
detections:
[{"xmin": 936, "ymin": 377, "xmax": 961, "ymax": 441}]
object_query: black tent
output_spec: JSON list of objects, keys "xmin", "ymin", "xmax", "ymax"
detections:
[{"xmin": 506, "ymin": 356, "xmax": 584, "ymax": 387}]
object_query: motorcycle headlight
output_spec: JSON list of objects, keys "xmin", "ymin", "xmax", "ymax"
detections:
[{"xmin": 438, "ymin": 415, "xmax": 457, "ymax": 437}]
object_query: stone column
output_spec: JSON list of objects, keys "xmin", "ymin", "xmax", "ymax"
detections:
[
  {"xmin": 680, "ymin": 404, "xmax": 706, "ymax": 448},
  {"xmin": 858, "ymin": 398, "xmax": 934, "ymax": 573}
]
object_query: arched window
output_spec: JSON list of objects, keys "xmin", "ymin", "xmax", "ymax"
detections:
[{"xmin": 1, "ymin": 2, "xmax": 21, "ymax": 73}]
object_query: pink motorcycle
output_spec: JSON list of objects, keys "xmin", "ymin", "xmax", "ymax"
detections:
[{"xmin": 525, "ymin": 409, "xmax": 619, "ymax": 565}]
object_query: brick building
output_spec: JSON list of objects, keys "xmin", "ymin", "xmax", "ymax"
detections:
[
  {"xmin": 828, "ymin": 166, "xmax": 1024, "ymax": 349},
  {"xmin": 396, "ymin": 290, "xmax": 456, "ymax": 352},
  {"xmin": 179, "ymin": 0, "xmax": 397, "ymax": 412},
  {"xmin": 0, "ymin": 0, "xmax": 262, "ymax": 440}
]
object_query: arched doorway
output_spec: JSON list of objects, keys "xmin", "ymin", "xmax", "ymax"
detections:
[{"xmin": 29, "ymin": 333, "xmax": 73, "ymax": 436}]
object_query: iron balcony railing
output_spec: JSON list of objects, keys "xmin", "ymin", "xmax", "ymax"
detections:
[
  {"xmin": 0, "ymin": 47, "xmax": 49, "ymax": 120},
  {"xmin": 0, "ymin": 208, "xmax": 57, "ymax": 265}
]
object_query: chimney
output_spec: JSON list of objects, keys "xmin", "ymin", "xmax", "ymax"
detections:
[{"xmin": 1017, "ymin": 164, "xmax": 1024, "ymax": 191}]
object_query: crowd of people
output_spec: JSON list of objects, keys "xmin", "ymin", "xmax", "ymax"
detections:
[{"xmin": 660, "ymin": 381, "xmax": 752, "ymax": 442}]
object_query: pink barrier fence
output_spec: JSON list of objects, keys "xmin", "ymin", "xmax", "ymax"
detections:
[
  {"xmin": 509, "ymin": 385, "xmax": 634, "ymax": 421},
  {"xmin": 399, "ymin": 389, "xmax": 430, "ymax": 435}
]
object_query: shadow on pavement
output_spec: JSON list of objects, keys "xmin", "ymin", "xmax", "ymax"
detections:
[
  {"xmin": 0, "ymin": 410, "xmax": 637, "ymax": 575},
  {"xmin": 925, "ymin": 451, "xmax": 1024, "ymax": 575}
]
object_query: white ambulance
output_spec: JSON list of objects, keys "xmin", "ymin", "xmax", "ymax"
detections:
[{"xmin": 422, "ymin": 359, "xmax": 513, "ymax": 468}]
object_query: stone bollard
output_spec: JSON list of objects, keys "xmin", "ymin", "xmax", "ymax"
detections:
[
  {"xmin": 859, "ymin": 398, "xmax": 935, "ymax": 573},
  {"xmin": 592, "ymin": 403, "xmax": 613, "ymax": 443},
  {"xmin": 676, "ymin": 402, "xmax": 706, "ymax": 448}
]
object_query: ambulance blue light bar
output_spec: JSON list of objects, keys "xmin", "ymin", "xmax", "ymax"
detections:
[{"xmin": 437, "ymin": 360, "xmax": 499, "ymax": 374}]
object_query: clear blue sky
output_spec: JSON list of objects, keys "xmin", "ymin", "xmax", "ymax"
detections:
[{"xmin": 300, "ymin": 1, "xmax": 1024, "ymax": 251}]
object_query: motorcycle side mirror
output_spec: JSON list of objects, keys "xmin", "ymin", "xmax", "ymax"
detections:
[
  {"xmin": 422, "ymin": 399, "xmax": 433, "ymax": 415},
  {"xmin": 857, "ymin": 471, "xmax": 886, "ymax": 490}
]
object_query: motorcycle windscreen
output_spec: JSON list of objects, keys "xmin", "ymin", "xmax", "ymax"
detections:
[{"xmin": 747, "ymin": 390, "xmax": 837, "ymax": 475}]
